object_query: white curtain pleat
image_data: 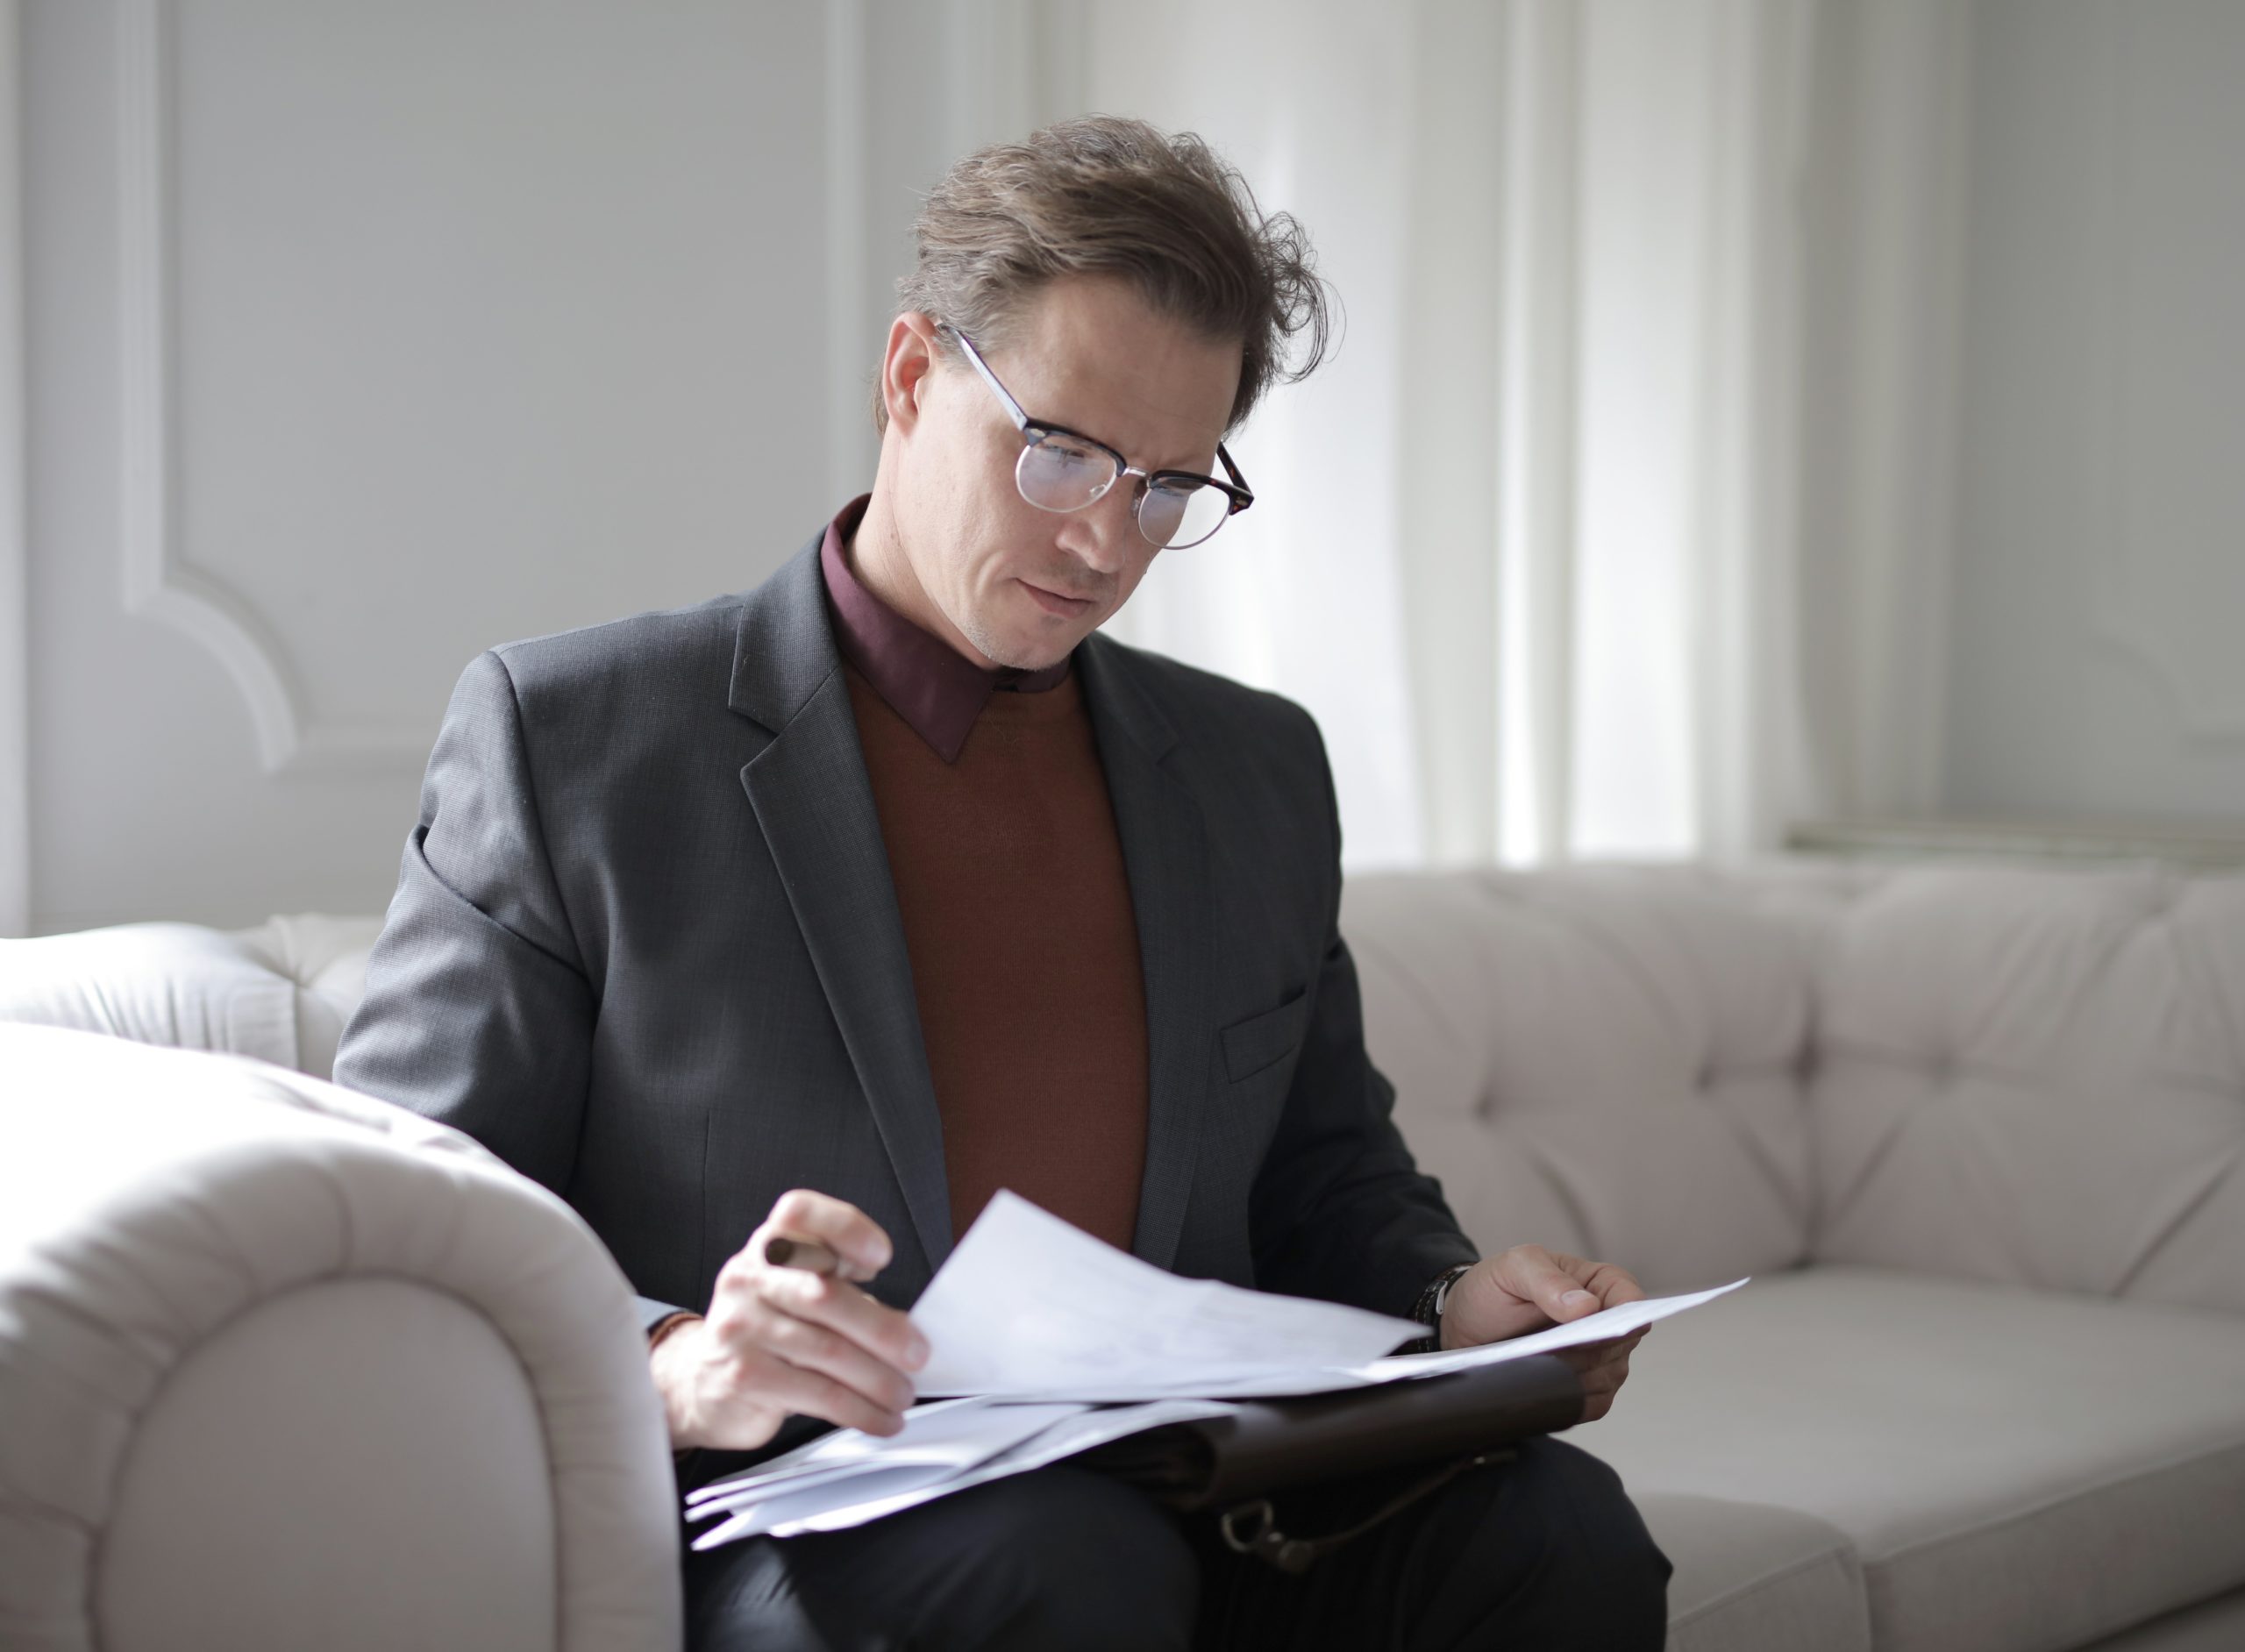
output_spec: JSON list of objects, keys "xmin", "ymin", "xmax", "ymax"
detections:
[
  {"xmin": 1086, "ymin": 0, "xmax": 1432, "ymax": 868},
  {"xmin": 1686, "ymin": 0, "xmax": 1818, "ymax": 858},
  {"xmin": 1490, "ymin": 0, "xmax": 1586, "ymax": 867}
]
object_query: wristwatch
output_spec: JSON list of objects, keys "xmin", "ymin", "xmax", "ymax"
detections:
[{"xmin": 1405, "ymin": 1261, "xmax": 1476, "ymax": 1355}]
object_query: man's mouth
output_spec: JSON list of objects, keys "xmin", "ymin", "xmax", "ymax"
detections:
[{"xmin": 1020, "ymin": 580, "xmax": 1095, "ymax": 616}]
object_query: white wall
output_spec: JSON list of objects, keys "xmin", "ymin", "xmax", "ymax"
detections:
[
  {"xmin": 14, "ymin": 1, "xmax": 966, "ymax": 934},
  {"xmin": 1940, "ymin": 0, "xmax": 2245, "ymax": 825}
]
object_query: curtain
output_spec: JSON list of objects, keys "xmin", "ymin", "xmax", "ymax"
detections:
[{"xmin": 1060, "ymin": 0, "xmax": 1963, "ymax": 870}]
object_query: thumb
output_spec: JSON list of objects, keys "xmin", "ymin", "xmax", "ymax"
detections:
[{"xmin": 1519, "ymin": 1257, "xmax": 1600, "ymax": 1321}]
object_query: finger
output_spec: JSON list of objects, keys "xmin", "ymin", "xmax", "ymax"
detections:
[
  {"xmin": 1593, "ymin": 1347, "xmax": 1636, "ymax": 1385},
  {"xmin": 731, "ymin": 1343, "xmax": 909, "ymax": 1437},
  {"xmin": 1578, "ymin": 1261, "xmax": 1648, "ymax": 1308},
  {"xmin": 1545, "ymin": 1252, "xmax": 1648, "ymax": 1312},
  {"xmin": 758, "ymin": 1264, "xmax": 930, "ymax": 1378},
  {"xmin": 1571, "ymin": 1344, "xmax": 1636, "ymax": 1378},
  {"xmin": 756, "ymin": 1190, "xmax": 896, "ymax": 1281},
  {"xmin": 1575, "ymin": 1356, "xmax": 1632, "ymax": 1423},
  {"xmin": 736, "ymin": 1294, "xmax": 920, "ymax": 1417},
  {"xmin": 1586, "ymin": 1328, "xmax": 1650, "ymax": 1364},
  {"xmin": 1500, "ymin": 1247, "xmax": 1604, "ymax": 1321},
  {"xmin": 1551, "ymin": 1333, "xmax": 1639, "ymax": 1378},
  {"xmin": 1582, "ymin": 1350, "xmax": 1631, "ymax": 1391}
]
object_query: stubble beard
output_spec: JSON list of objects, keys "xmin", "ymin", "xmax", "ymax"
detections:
[{"xmin": 956, "ymin": 588, "xmax": 1071, "ymax": 673}]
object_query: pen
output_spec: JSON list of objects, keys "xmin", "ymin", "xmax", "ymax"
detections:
[{"xmin": 762, "ymin": 1235, "xmax": 873, "ymax": 1282}]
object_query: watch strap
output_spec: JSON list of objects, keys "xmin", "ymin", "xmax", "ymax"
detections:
[{"xmin": 1403, "ymin": 1262, "xmax": 1476, "ymax": 1356}]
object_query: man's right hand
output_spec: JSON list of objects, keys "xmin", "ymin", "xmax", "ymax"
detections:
[{"xmin": 649, "ymin": 1189, "xmax": 930, "ymax": 1453}]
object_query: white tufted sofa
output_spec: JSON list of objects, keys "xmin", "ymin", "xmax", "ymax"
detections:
[
  {"xmin": 1344, "ymin": 858, "xmax": 2245, "ymax": 1652},
  {"xmin": 4, "ymin": 859, "xmax": 2242, "ymax": 1651}
]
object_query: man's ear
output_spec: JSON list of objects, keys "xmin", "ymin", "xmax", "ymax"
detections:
[{"xmin": 880, "ymin": 313, "xmax": 944, "ymax": 438}]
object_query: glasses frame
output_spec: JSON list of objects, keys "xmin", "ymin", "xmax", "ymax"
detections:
[{"xmin": 938, "ymin": 322, "xmax": 1255, "ymax": 549}]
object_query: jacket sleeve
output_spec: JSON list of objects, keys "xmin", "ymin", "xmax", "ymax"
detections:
[
  {"xmin": 1245, "ymin": 708, "xmax": 1479, "ymax": 1321},
  {"xmin": 331, "ymin": 648, "xmax": 688, "ymax": 1338}
]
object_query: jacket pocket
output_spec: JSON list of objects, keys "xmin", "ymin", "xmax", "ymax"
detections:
[{"xmin": 1220, "ymin": 987, "xmax": 1310, "ymax": 1084}]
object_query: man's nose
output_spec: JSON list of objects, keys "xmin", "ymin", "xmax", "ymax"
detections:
[{"xmin": 1058, "ymin": 481, "xmax": 1142, "ymax": 575}]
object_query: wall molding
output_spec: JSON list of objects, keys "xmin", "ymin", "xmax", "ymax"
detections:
[{"xmin": 117, "ymin": 0, "xmax": 425, "ymax": 775}]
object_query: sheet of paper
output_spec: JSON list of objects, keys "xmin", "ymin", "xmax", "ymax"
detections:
[
  {"xmin": 966, "ymin": 1277, "xmax": 1755, "ymax": 1400},
  {"xmin": 908, "ymin": 1188, "xmax": 1427, "ymax": 1398},
  {"xmin": 1348, "ymin": 1277, "xmax": 1751, "ymax": 1384},
  {"xmin": 688, "ymin": 1397, "xmax": 1241, "ymax": 1550},
  {"xmin": 688, "ymin": 1463, "xmax": 972, "ymax": 1549},
  {"xmin": 687, "ymin": 1399, "xmax": 1087, "ymax": 1508},
  {"xmin": 967, "ymin": 1368, "xmax": 1386, "ymax": 1403}
]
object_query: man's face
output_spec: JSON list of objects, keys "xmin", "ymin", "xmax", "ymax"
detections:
[{"xmin": 878, "ymin": 274, "xmax": 1243, "ymax": 671}]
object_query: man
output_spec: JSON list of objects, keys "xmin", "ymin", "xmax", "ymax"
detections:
[{"xmin": 334, "ymin": 114, "xmax": 1670, "ymax": 1648}]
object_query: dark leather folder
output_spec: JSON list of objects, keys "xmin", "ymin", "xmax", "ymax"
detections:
[{"xmin": 1073, "ymin": 1352, "xmax": 1586, "ymax": 1512}]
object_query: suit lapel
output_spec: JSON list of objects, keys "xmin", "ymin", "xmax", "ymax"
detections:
[
  {"xmin": 1077, "ymin": 633, "xmax": 1215, "ymax": 1275},
  {"xmin": 729, "ymin": 536, "xmax": 954, "ymax": 1278}
]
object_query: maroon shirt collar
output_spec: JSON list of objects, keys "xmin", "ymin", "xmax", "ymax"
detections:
[{"xmin": 818, "ymin": 493, "xmax": 1073, "ymax": 764}]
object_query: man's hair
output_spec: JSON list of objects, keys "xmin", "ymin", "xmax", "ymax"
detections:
[{"xmin": 872, "ymin": 114, "xmax": 1336, "ymax": 438}]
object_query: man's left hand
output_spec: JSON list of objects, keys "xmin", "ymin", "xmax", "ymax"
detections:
[{"xmin": 1438, "ymin": 1246, "xmax": 1649, "ymax": 1425}]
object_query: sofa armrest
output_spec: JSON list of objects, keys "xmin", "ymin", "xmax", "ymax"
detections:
[{"xmin": 0, "ymin": 1022, "xmax": 680, "ymax": 1651}]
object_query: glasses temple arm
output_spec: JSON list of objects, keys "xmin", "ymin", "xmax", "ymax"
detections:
[
  {"xmin": 941, "ymin": 324, "xmax": 1032, "ymax": 431},
  {"xmin": 1216, "ymin": 442, "xmax": 1254, "ymax": 509}
]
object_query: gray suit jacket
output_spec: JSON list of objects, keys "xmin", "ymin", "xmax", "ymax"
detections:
[{"xmin": 333, "ymin": 523, "xmax": 1475, "ymax": 1460}]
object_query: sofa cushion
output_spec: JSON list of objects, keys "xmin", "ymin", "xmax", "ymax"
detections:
[
  {"xmin": 1805, "ymin": 864, "xmax": 2245, "ymax": 1316},
  {"xmin": 1632, "ymin": 1492, "xmax": 1870, "ymax": 1652},
  {"xmin": 1343, "ymin": 865, "xmax": 1820, "ymax": 1293},
  {"xmin": 1572, "ymin": 1264, "xmax": 2245, "ymax": 1652},
  {"xmin": 226, "ymin": 913, "xmax": 385, "ymax": 1079},
  {"xmin": 2074, "ymin": 1587, "xmax": 2245, "ymax": 1650}
]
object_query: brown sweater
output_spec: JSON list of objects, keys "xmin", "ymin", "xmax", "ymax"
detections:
[{"xmin": 841, "ymin": 654, "xmax": 1150, "ymax": 1252}]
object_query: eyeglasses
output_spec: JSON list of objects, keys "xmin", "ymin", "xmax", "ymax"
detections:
[{"xmin": 939, "ymin": 323, "xmax": 1254, "ymax": 550}]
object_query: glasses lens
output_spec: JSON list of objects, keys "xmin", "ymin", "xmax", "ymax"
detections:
[
  {"xmin": 1137, "ymin": 479, "xmax": 1233, "ymax": 548},
  {"xmin": 1016, "ymin": 434, "xmax": 1115, "ymax": 512}
]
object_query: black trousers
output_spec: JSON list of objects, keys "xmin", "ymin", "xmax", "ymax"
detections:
[{"xmin": 678, "ymin": 1435, "xmax": 1673, "ymax": 1650}]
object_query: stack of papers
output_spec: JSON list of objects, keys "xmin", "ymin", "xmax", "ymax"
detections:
[
  {"xmin": 686, "ymin": 1190, "xmax": 1747, "ymax": 1549},
  {"xmin": 687, "ymin": 1395, "xmax": 1240, "ymax": 1549}
]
